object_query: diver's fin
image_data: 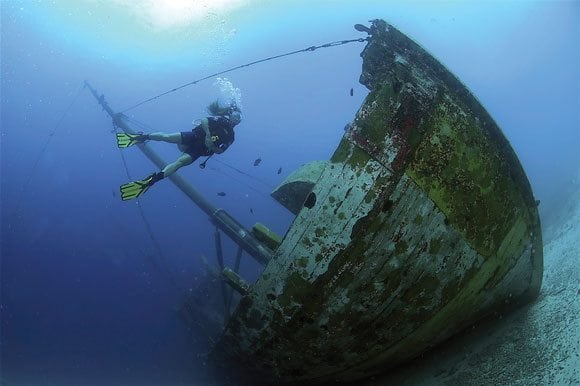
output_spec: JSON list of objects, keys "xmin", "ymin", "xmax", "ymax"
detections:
[
  {"xmin": 116, "ymin": 132, "xmax": 148, "ymax": 148},
  {"xmin": 120, "ymin": 178, "xmax": 151, "ymax": 201},
  {"xmin": 119, "ymin": 172, "xmax": 163, "ymax": 201}
]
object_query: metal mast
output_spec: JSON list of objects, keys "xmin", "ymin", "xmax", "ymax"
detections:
[{"xmin": 85, "ymin": 81, "xmax": 272, "ymax": 266}]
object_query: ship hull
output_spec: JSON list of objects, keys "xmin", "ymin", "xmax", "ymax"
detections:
[{"xmin": 211, "ymin": 19, "xmax": 542, "ymax": 385}]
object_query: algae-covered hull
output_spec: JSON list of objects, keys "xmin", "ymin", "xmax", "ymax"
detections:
[{"xmin": 211, "ymin": 20, "xmax": 542, "ymax": 385}]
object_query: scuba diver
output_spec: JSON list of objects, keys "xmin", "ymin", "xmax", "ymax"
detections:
[{"xmin": 117, "ymin": 100, "xmax": 242, "ymax": 201}]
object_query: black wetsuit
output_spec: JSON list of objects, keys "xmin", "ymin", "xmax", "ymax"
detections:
[{"xmin": 180, "ymin": 116, "xmax": 236, "ymax": 160}]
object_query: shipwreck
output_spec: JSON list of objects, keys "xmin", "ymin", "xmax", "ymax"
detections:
[
  {"xmin": 210, "ymin": 20, "xmax": 543, "ymax": 384},
  {"xmin": 87, "ymin": 19, "xmax": 543, "ymax": 386}
]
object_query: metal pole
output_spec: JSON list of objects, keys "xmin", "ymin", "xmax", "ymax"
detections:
[
  {"xmin": 84, "ymin": 81, "xmax": 272, "ymax": 265},
  {"xmin": 214, "ymin": 228, "xmax": 230, "ymax": 322},
  {"xmin": 227, "ymin": 246, "xmax": 244, "ymax": 312}
]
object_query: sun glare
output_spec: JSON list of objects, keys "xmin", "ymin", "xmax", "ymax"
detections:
[{"xmin": 108, "ymin": 0, "xmax": 249, "ymax": 30}]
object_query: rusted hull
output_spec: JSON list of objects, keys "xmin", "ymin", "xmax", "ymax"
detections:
[{"xmin": 211, "ymin": 20, "xmax": 542, "ymax": 385}]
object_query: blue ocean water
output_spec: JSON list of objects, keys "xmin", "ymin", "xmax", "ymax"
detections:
[{"xmin": 1, "ymin": 1, "xmax": 578, "ymax": 385}]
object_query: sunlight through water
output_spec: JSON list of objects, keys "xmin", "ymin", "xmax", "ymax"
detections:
[
  {"xmin": 22, "ymin": 0, "xmax": 253, "ymax": 69},
  {"xmin": 105, "ymin": 0, "xmax": 249, "ymax": 31}
]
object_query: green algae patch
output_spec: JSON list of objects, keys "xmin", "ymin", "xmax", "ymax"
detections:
[
  {"xmin": 347, "ymin": 146, "xmax": 371, "ymax": 170},
  {"xmin": 401, "ymin": 275, "xmax": 441, "ymax": 309},
  {"xmin": 394, "ymin": 240, "xmax": 409, "ymax": 255},
  {"xmin": 357, "ymin": 84, "xmax": 396, "ymax": 145},
  {"xmin": 413, "ymin": 214, "xmax": 423, "ymax": 225},
  {"xmin": 428, "ymin": 238, "xmax": 442, "ymax": 255},
  {"xmin": 331, "ymin": 138, "xmax": 351, "ymax": 164},
  {"xmin": 314, "ymin": 227, "xmax": 326, "ymax": 238},
  {"xmin": 407, "ymin": 95, "xmax": 533, "ymax": 258},
  {"xmin": 297, "ymin": 256, "xmax": 309, "ymax": 268},
  {"xmin": 302, "ymin": 236, "xmax": 314, "ymax": 248},
  {"xmin": 278, "ymin": 271, "xmax": 312, "ymax": 309}
]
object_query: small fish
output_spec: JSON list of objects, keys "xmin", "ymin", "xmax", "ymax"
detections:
[
  {"xmin": 253, "ymin": 158, "xmax": 262, "ymax": 166},
  {"xmin": 217, "ymin": 192, "xmax": 226, "ymax": 196},
  {"xmin": 277, "ymin": 167, "xmax": 282, "ymax": 174},
  {"xmin": 350, "ymin": 88, "xmax": 354, "ymax": 96},
  {"xmin": 112, "ymin": 190, "xmax": 117, "ymax": 197},
  {"xmin": 250, "ymin": 208, "xmax": 254, "ymax": 214}
]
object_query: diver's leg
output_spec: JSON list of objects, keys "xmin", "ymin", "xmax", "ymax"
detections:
[
  {"xmin": 148, "ymin": 132, "xmax": 183, "ymax": 144},
  {"xmin": 161, "ymin": 153, "xmax": 194, "ymax": 177},
  {"xmin": 119, "ymin": 152, "xmax": 192, "ymax": 200},
  {"xmin": 120, "ymin": 153, "xmax": 194, "ymax": 200}
]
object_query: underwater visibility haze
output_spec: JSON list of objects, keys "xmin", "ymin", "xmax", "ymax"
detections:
[{"xmin": 1, "ymin": 1, "xmax": 579, "ymax": 385}]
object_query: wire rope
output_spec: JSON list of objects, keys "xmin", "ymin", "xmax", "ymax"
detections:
[
  {"xmin": 121, "ymin": 37, "xmax": 367, "ymax": 113},
  {"xmin": 11, "ymin": 82, "xmax": 85, "ymax": 228}
]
